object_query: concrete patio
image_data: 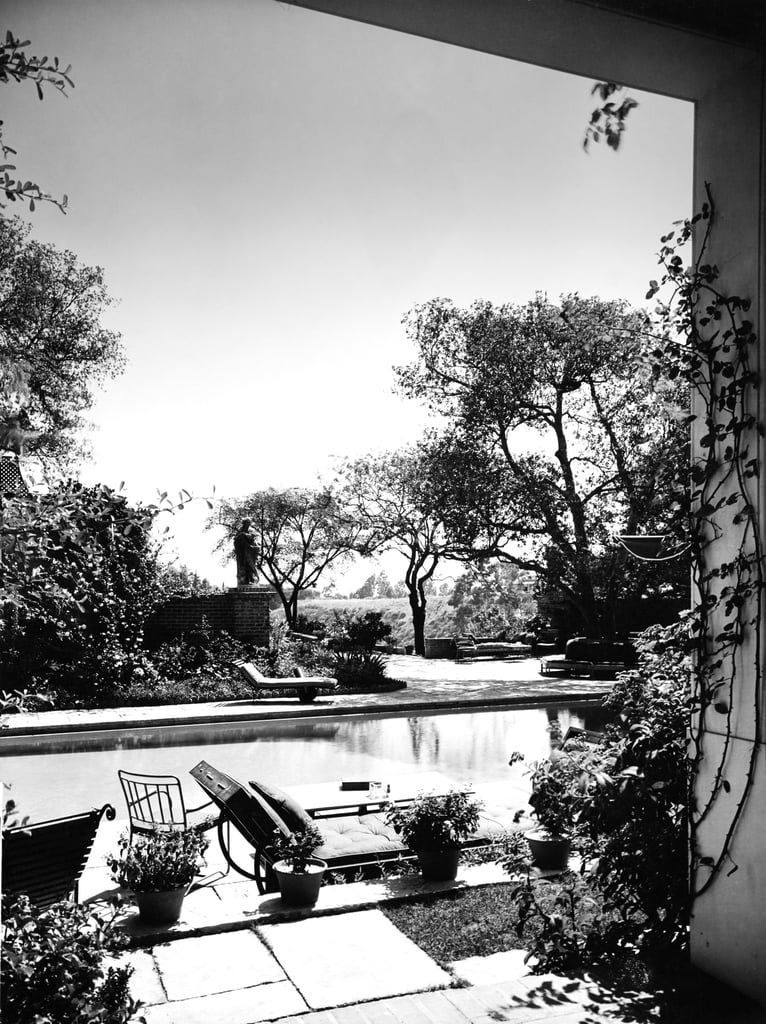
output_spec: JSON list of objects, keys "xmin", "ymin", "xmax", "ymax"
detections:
[{"xmin": 7, "ymin": 656, "xmax": 763, "ymax": 1021}]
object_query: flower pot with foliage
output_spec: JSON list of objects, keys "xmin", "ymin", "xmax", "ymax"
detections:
[
  {"xmin": 386, "ymin": 789, "xmax": 483, "ymax": 881},
  {"xmin": 267, "ymin": 824, "xmax": 326, "ymax": 906},
  {"xmin": 108, "ymin": 826, "xmax": 209, "ymax": 924},
  {"xmin": 522, "ymin": 746, "xmax": 595, "ymax": 871}
]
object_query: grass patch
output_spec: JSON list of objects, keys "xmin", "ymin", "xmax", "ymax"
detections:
[{"xmin": 382, "ymin": 883, "xmax": 526, "ymax": 961}]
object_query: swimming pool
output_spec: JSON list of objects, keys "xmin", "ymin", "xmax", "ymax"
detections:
[{"xmin": 0, "ymin": 703, "xmax": 608, "ymax": 823}]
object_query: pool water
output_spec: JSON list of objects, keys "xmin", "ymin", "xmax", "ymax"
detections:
[{"xmin": 0, "ymin": 703, "xmax": 608, "ymax": 823}]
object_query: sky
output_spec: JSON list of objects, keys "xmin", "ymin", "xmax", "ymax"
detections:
[{"xmin": 4, "ymin": 0, "xmax": 694, "ymax": 590}]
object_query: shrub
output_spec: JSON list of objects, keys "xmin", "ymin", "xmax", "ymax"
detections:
[
  {"xmin": 501, "ymin": 618, "xmax": 691, "ymax": 980},
  {"xmin": 332, "ymin": 649, "xmax": 387, "ymax": 687},
  {"xmin": 0, "ymin": 481, "xmax": 164, "ymax": 705},
  {"xmin": 576, "ymin": 620, "xmax": 690, "ymax": 958},
  {"xmin": 1, "ymin": 894, "xmax": 139, "ymax": 1024}
]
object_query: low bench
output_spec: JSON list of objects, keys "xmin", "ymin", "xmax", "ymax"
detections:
[
  {"xmin": 236, "ymin": 661, "xmax": 338, "ymax": 703},
  {"xmin": 455, "ymin": 635, "xmax": 533, "ymax": 661}
]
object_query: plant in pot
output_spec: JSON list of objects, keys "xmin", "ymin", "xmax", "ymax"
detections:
[
  {"xmin": 267, "ymin": 824, "xmax": 326, "ymax": 907},
  {"xmin": 521, "ymin": 741, "xmax": 600, "ymax": 872},
  {"xmin": 108, "ymin": 826, "xmax": 209, "ymax": 924},
  {"xmin": 385, "ymin": 788, "xmax": 483, "ymax": 881}
]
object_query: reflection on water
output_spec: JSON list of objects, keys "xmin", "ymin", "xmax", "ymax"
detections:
[{"xmin": 1, "ymin": 703, "xmax": 609, "ymax": 823}]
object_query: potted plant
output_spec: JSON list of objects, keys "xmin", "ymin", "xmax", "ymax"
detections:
[
  {"xmin": 521, "ymin": 739, "xmax": 601, "ymax": 871},
  {"xmin": 108, "ymin": 826, "xmax": 209, "ymax": 924},
  {"xmin": 267, "ymin": 824, "xmax": 326, "ymax": 906},
  {"xmin": 386, "ymin": 788, "xmax": 484, "ymax": 881}
]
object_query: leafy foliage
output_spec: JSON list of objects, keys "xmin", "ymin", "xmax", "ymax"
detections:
[
  {"xmin": 332, "ymin": 649, "xmax": 388, "ymax": 688},
  {"xmin": 578, "ymin": 632, "xmax": 689, "ymax": 955},
  {"xmin": 1, "ymin": 894, "xmax": 138, "ymax": 1024},
  {"xmin": 212, "ymin": 486, "xmax": 362, "ymax": 627},
  {"xmin": 340, "ymin": 439, "xmax": 472, "ymax": 654},
  {"xmin": 526, "ymin": 754, "xmax": 588, "ymax": 838},
  {"xmin": 0, "ymin": 481, "xmax": 215, "ymax": 706},
  {"xmin": 325, "ymin": 609, "xmax": 393, "ymax": 651},
  {"xmin": 503, "ymin": 620, "xmax": 690, "ymax": 977},
  {"xmin": 645, "ymin": 189, "xmax": 763, "ymax": 903},
  {"xmin": 449, "ymin": 561, "xmax": 536, "ymax": 635},
  {"xmin": 108, "ymin": 827, "xmax": 209, "ymax": 892},
  {"xmin": 266, "ymin": 824, "xmax": 324, "ymax": 873},
  {"xmin": 299, "ymin": 595, "xmax": 459, "ymax": 648},
  {"xmin": 386, "ymin": 789, "xmax": 483, "ymax": 852},
  {"xmin": 0, "ymin": 481, "xmax": 163, "ymax": 701},
  {"xmin": 0, "ymin": 217, "xmax": 124, "ymax": 468},
  {"xmin": 396, "ymin": 293, "xmax": 688, "ymax": 635},
  {"xmin": 583, "ymin": 82, "xmax": 639, "ymax": 152},
  {"xmin": 0, "ymin": 31, "xmax": 72, "ymax": 213}
]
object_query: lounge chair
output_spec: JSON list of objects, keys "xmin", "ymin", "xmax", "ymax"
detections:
[
  {"xmin": 190, "ymin": 760, "xmax": 518, "ymax": 893},
  {"xmin": 2, "ymin": 804, "xmax": 115, "ymax": 909},
  {"xmin": 236, "ymin": 662, "xmax": 338, "ymax": 703}
]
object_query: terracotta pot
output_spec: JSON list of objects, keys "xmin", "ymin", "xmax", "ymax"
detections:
[
  {"xmin": 415, "ymin": 847, "xmax": 461, "ymax": 881},
  {"xmin": 133, "ymin": 887, "xmax": 186, "ymax": 924},
  {"xmin": 273, "ymin": 858, "xmax": 326, "ymax": 906},
  {"xmin": 526, "ymin": 830, "xmax": 571, "ymax": 872}
]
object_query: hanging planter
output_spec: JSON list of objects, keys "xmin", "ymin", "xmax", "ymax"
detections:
[{"xmin": 616, "ymin": 534, "xmax": 668, "ymax": 559}]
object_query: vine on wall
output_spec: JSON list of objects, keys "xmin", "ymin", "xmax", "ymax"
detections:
[{"xmin": 647, "ymin": 183, "xmax": 763, "ymax": 900}]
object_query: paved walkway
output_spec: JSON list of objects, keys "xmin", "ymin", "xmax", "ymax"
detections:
[{"xmin": 108, "ymin": 864, "xmax": 763, "ymax": 1024}]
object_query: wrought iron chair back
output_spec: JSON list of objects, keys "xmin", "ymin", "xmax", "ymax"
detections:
[{"xmin": 118, "ymin": 770, "xmax": 190, "ymax": 838}]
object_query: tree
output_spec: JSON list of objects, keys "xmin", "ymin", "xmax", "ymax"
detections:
[
  {"xmin": 1, "ymin": 30, "xmax": 72, "ymax": 213},
  {"xmin": 213, "ymin": 486, "xmax": 362, "ymax": 627},
  {"xmin": 340, "ymin": 439, "xmax": 475, "ymax": 655},
  {"xmin": 0, "ymin": 217, "xmax": 124, "ymax": 468},
  {"xmin": 449, "ymin": 562, "xmax": 537, "ymax": 635},
  {"xmin": 349, "ymin": 571, "xmax": 405, "ymax": 599},
  {"xmin": 397, "ymin": 293, "xmax": 688, "ymax": 636}
]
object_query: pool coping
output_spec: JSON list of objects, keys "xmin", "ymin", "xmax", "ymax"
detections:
[{"xmin": 0, "ymin": 687, "xmax": 610, "ymax": 738}]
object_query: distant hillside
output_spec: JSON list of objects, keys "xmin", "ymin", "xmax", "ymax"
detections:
[{"xmin": 297, "ymin": 596, "xmax": 458, "ymax": 647}]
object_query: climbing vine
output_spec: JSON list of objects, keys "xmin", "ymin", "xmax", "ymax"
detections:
[{"xmin": 646, "ymin": 183, "xmax": 763, "ymax": 901}]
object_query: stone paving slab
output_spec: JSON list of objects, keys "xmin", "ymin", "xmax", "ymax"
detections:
[
  {"xmin": 151, "ymin": 929, "xmax": 285, "ymax": 1001},
  {"xmin": 141, "ymin": 979, "xmax": 307, "ymax": 1024},
  {"xmin": 450, "ymin": 949, "xmax": 530, "ymax": 987},
  {"xmin": 124, "ymin": 930, "xmax": 309, "ymax": 1024},
  {"xmin": 260, "ymin": 909, "xmax": 452, "ymax": 1010}
]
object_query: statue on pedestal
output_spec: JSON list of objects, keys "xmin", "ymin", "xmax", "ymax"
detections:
[{"xmin": 234, "ymin": 518, "xmax": 260, "ymax": 586}]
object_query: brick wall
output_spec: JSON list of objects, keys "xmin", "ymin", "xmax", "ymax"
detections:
[{"xmin": 147, "ymin": 586, "xmax": 271, "ymax": 646}]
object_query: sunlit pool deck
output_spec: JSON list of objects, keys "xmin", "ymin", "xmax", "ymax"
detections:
[{"xmin": 2, "ymin": 654, "xmax": 613, "ymax": 737}]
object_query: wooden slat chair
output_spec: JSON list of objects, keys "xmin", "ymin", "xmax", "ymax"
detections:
[{"xmin": 2, "ymin": 804, "xmax": 115, "ymax": 909}]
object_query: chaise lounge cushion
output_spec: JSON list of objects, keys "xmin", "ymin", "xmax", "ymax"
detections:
[
  {"xmin": 248, "ymin": 779, "xmax": 315, "ymax": 833},
  {"xmin": 313, "ymin": 812, "xmax": 405, "ymax": 862}
]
